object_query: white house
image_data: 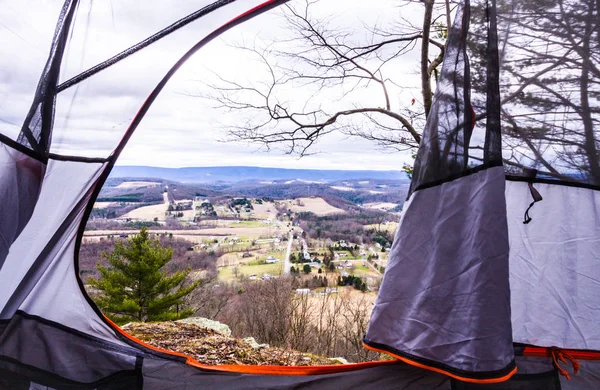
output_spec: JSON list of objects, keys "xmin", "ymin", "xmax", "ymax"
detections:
[{"xmin": 265, "ymin": 256, "xmax": 280, "ymax": 264}]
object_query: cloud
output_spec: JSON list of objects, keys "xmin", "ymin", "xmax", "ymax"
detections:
[{"xmin": 1, "ymin": 0, "xmax": 416, "ymax": 171}]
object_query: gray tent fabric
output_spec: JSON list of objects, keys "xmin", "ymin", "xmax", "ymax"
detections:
[
  {"xmin": 364, "ymin": 0, "xmax": 515, "ymax": 381},
  {"xmin": 364, "ymin": 166, "xmax": 514, "ymax": 379},
  {"xmin": 0, "ymin": 0, "xmax": 599, "ymax": 388},
  {"xmin": 0, "ymin": 146, "xmax": 45, "ymax": 267},
  {"xmin": 506, "ymin": 180, "xmax": 600, "ymax": 350}
]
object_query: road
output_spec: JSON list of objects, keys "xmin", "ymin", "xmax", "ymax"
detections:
[
  {"xmin": 283, "ymin": 230, "xmax": 294, "ymax": 275},
  {"xmin": 364, "ymin": 258, "xmax": 382, "ymax": 275}
]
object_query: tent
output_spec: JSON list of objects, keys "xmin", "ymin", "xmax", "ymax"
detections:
[{"xmin": 0, "ymin": 0, "xmax": 598, "ymax": 388}]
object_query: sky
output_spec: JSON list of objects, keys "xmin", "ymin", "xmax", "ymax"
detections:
[{"xmin": 0, "ymin": 0, "xmax": 425, "ymax": 171}]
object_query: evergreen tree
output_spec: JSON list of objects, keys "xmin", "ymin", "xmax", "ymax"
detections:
[
  {"xmin": 89, "ymin": 227, "xmax": 199, "ymax": 324},
  {"xmin": 303, "ymin": 264, "xmax": 312, "ymax": 274}
]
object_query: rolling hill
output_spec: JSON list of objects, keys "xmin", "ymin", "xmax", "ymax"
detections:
[{"xmin": 110, "ymin": 166, "xmax": 409, "ymax": 183}]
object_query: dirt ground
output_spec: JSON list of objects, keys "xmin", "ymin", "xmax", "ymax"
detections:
[{"xmin": 123, "ymin": 321, "xmax": 337, "ymax": 366}]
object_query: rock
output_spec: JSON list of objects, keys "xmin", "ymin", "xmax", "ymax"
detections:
[
  {"xmin": 329, "ymin": 357, "xmax": 350, "ymax": 365},
  {"xmin": 243, "ymin": 337, "xmax": 269, "ymax": 350},
  {"xmin": 176, "ymin": 317, "xmax": 231, "ymax": 336}
]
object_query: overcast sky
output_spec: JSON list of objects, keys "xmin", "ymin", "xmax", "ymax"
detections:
[{"xmin": 0, "ymin": 0, "xmax": 422, "ymax": 171}]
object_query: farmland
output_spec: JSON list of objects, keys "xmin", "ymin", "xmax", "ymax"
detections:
[
  {"xmin": 85, "ymin": 177, "xmax": 398, "ymax": 288},
  {"xmin": 80, "ymin": 172, "xmax": 407, "ymax": 364}
]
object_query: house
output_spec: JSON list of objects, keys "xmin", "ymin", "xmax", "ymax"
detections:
[
  {"xmin": 295, "ymin": 288, "xmax": 310, "ymax": 295},
  {"xmin": 307, "ymin": 262, "xmax": 322, "ymax": 269},
  {"xmin": 265, "ymin": 256, "xmax": 280, "ymax": 264},
  {"xmin": 303, "ymin": 251, "xmax": 311, "ymax": 260}
]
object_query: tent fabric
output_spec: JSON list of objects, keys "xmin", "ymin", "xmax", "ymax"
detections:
[
  {"xmin": 0, "ymin": 146, "xmax": 45, "ymax": 266},
  {"xmin": 0, "ymin": 0, "xmax": 599, "ymax": 388},
  {"xmin": 506, "ymin": 180, "xmax": 600, "ymax": 350},
  {"xmin": 409, "ymin": 0, "xmax": 503, "ymax": 197},
  {"xmin": 365, "ymin": 0, "xmax": 515, "ymax": 382},
  {"xmin": 364, "ymin": 166, "xmax": 514, "ymax": 380}
]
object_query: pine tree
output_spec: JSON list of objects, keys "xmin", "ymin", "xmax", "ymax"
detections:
[{"xmin": 89, "ymin": 227, "xmax": 199, "ymax": 324}]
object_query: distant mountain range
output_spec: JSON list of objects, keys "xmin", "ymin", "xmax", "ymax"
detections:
[{"xmin": 110, "ymin": 166, "xmax": 409, "ymax": 183}]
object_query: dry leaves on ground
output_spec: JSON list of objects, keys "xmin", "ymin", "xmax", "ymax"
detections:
[{"xmin": 122, "ymin": 322, "xmax": 338, "ymax": 366}]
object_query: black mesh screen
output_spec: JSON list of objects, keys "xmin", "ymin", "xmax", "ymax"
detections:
[
  {"xmin": 16, "ymin": 0, "xmax": 77, "ymax": 156},
  {"xmin": 409, "ymin": 0, "xmax": 599, "ymax": 195},
  {"xmin": 498, "ymin": 0, "xmax": 600, "ymax": 185},
  {"xmin": 410, "ymin": 0, "xmax": 503, "ymax": 195}
]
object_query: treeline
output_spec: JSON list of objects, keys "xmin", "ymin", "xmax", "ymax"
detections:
[
  {"xmin": 295, "ymin": 211, "xmax": 395, "ymax": 245},
  {"xmin": 230, "ymin": 183, "xmax": 406, "ymax": 207},
  {"xmin": 79, "ymin": 236, "xmax": 219, "ymax": 279},
  {"xmin": 98, "ymin": 186, "xmax": 165, "ymax": 203}
]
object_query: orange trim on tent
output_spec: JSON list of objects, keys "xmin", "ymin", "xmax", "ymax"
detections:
[
  {"xmin": 106, "ymin": 315, "xmax": 402, "ymax": 376},
  {"xmin": 523, "ymin": 346, "xmax": 600, "ymax": 360},
  {"xmin": 362, "ymin": 342, "xmax": 518, "ymax": 384},
  {"xmin": 186, "ymin": 358, "xmax": 400, "ymax": 376}
]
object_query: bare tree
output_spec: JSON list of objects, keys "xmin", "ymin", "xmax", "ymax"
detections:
[
  {"xmin": 493, "ymin": 0, "xmax": 600, "ymax": 182},
  {"xmin": 200, "ymin": 0, "xmax": 598, "ymax": 182},
  {"xmin": 200, "ymin": 0, "xmax": 452, "ymax": 156}
]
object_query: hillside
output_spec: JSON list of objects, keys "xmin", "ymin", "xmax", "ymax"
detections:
[{"xmin": 110, "ymin": 165, "xmax": 409, "ymax": 183}]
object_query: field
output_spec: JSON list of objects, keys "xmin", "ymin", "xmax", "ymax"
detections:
[
  {"xmin": 115, "ymin": 181, "xmax": 161, "ymax": 189},
  {"xmin": 92, "ymin": 202, "xmax": 114, "ymax": 209},
  {"xmin": 218, "ymin": 263, "xmax": 283, "ymax": 281},
  {"xmin": 251, "ymin": 202, "xmax": 278, "ymax": 219},
  {"xmin": 121, "ymin": 203, "xmax": 167, "ymax": 221},
  {"xmin": 120, "ymin": 192, "xmax": 169, "ymax": 221},
  {"xmin": 175, "ymin": 199, "xmax": 195, "ymax": 220},
  {"xmin": 83, "ymin": 225, "xmax": 280, "ymax": 242},
  {"xmin": 285, "ymin": 198, "xmax": 344, "ymax": 216},
  {"xmin": 330, "ymin": 186, "xmax": 355, "ymax": 192},
  {"xmin": 363, "ymin": 202, "xmax": 399, "ymax": 211}
]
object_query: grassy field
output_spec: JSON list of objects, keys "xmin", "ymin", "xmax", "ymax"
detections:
[
  {"xmin": 363, "ymin": 202, "xmax": 399, "ymax": 211},
  {"xmin": 115, "ymin": 181, "xmax": 161, "ymax": 189},
  {"xmin": 218, "ymin": 263, "xmax": 283, "ymax": 281},
  {"xmin": 285, "ymin": 198, "xmax": 344, "ymax": 216},
  {"xmin": 121, "ymin": 203, "xmax": 167, "ymax": 221},
  {"xmin": 92, "ymin": 201, "xmax": 115, "ymax": 209},
  {"xmin": 121, "ymin": 192, "xmax": 169, "ymax": 221},
  {"xmin": 251, "ymin": 202, "xmax": 277, "ymax": 220},
  {"xmin": 330, "ymin": 186, "xmax": 355, "ymax": 192}
]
